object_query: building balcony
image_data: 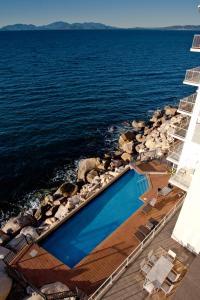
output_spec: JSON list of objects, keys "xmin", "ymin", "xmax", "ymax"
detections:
[
  {"xmin": 169, "ymin": 168, "xmax": 194, "ymax": 192},
  {"xmin": 170, "ymin": 125, "xmax": 188, "ymax": 141},
  {"xmin": 191, "ymin": 35, "xmax": 200, "ymax": 52},
  {"xmin": 183, "ymin": 67, "xmax": 200, "ymax": 86},
  {"xmin": 177, "ymin": 93, "xmax": 197, "ymax": 116},
  {"xmin": 167, "ymin": 142, "xmax": 184, "ymax": 165}
]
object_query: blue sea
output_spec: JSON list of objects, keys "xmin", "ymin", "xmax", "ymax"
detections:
[{"xmin": 0, "ymin": 30, "xmax": 198, "ymax": 222}]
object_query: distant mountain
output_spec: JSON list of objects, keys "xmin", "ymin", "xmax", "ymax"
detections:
[
  {"xmin": 1, "ymin": 22, "xmax": 200, "ymax": 31},
  {"xmin": 0, "ymin": 21, "xmax": 116, "ymax": 31},
  {"xmin": 160, "ymin": 25, "xmax": 200, "ymax": 30}
]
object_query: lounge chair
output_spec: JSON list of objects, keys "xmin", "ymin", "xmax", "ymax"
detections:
[
  {"xmin": 159, "ymin": 186, "xmax": 172, "ymax": 196},
  {"xmin": 167, "ymin": 270, "xmax": 181, "ymax": 283},
  {"xmin": 167, "ymin": 249, "xmax": 176, "ymax": 262},
  {"xmin": 140, "ymin": 259, "xmax": 151, "ymax": 275},
  {"xmin": 142, "ymin": 203, "xmax": 152, "ymax": 215},
  {"xmin": 146, "ymin": 218, "xmax": 159, "ymax": 229},
  {"xmin": 138, "ymin": 225, "xmax": 150, "ymax": 236},
  {"xmin": 143, "ymin": 279, "xmax": 155, "ymax": 294},
  {"xmin": 149, "ymin": 197, "xmax": 157, "ymax": 207},
  {"xmin": 161, "ymin": 281, "xmax": 174, "ymax": 295},
  {"xmin": 147, "ymin": 249, "xmax": 158, "ymax": 265},
  {"xmin": 134, "ymin": 230, "xmax": 146, "ymax": 242}
]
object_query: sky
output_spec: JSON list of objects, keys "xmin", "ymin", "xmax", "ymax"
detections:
[{"xmin": 0, "ymin": 0, "xmax": 200, "ymax": 28}]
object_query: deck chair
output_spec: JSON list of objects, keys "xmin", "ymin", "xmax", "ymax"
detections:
[
  {"xmin": 143, "ymin": 279, "xmax": 155, "ymax": 294},
  {"xmin": 134, "ymin": 230, "xmax": 146, "ymax": 242},
  {"xmin": 161, "ymin": 281, "xmax": 174, "ymax": 295},
  {"xmin": 146, "ymin": 218, "xmax": 159, "ymax": 229},
  {"xmin": 140, "ymin": 259, "xmax": 151, "ymax": 275},
  {"xmin": 138, "ymin": 225, "xmax": 150, "ymax": 236},
  {"xmin": 142, "ymin": 203, "xmax": 152, "ymax": 215},
  {"xmin": 167, "ymin": 249, "xmax": 176, "ymax": 262},
  {"xmin": 147, "ymin": 249, "xmax": 158, "ymax": 265},
  {"xmin": 167, "ymin": 270, "xmax": 181, "ymax": 283}
]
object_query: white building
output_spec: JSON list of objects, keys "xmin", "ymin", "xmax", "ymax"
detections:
[{"xmin": 166, "ymin": 6, "xmax": 200, "ymax": 254}]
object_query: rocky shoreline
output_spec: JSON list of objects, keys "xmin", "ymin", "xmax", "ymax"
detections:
[{"xmin": 0, "ymin": 105, "xmax": 188, "ymax": 300}]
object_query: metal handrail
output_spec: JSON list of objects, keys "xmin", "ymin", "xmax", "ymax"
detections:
[
  {"xmin": 3, "ymin": 234, "xmax": 33, "ymax": 265},
  {"xmin": 88, "ymin": 196, "xmax": 185, "ymax": 300}
]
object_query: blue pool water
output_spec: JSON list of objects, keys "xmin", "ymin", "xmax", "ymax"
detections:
[{"xmin": 41, "ymin": 170, "xmax": 148, "ymax": 267}]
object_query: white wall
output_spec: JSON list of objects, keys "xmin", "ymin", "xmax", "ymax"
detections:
[{"xmin": 172, "ymin": 165, "xmax": 200, "ymax": 254}]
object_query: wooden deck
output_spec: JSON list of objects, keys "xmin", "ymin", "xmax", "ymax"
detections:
[
  {"xmin": 12, "ymin": 161, "xmax": 184, "ymax": 296},
  {"xmin": 102, "ymin": 212, "xmax": 195, "ymax": 300}
]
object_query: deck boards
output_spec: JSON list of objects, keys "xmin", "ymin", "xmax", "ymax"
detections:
[{"xmin": 13, "ymin": 161, "xmax": 184, "ymax": 296}]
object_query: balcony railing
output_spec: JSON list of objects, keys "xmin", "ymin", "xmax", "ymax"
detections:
[
  {"xmin": 167, "ymin": 142, "xmax": 184, "ymax": 164},
  {"xmin": 191, "ymin": 35, "xmax": 200, "ymax": 50},
  {"xmin": 170, "ymin": 126, "xmax": 188, "ymax": 141},
  {"xmin": 169, "ymin": 168, "xmax": 194, "ymax": 191},
  {"xmin": 184, "ymin": 67, "xmax": 200, "ymax": 86},
  {"xmin": 178, "ymin": 93, "xmax": 197, "ymax": 115}
]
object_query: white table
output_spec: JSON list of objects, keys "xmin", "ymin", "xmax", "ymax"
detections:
[{"xmin": 146, "ymin": 256, "xmax": 174, "ymax": 286}]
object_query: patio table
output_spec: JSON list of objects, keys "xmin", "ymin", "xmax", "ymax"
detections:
[{"xmin": 146, "ymin": 256, "xmax": 174, "ymax": 286}]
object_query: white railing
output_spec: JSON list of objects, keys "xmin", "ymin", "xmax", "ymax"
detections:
[
  {"xmin": 192, "ymin": 35, "xmax": 200, "ymax": 49},
  {"xmin": 178, "ymin": 93, "xmax": 197, "ymax": 114},
  {"xmin": 184, "ymin": 67, "xmax": 200, "ymax": 85},
  {"xmin": 88, "ymin": 196, "xmax": 185, "ymax": 300}
]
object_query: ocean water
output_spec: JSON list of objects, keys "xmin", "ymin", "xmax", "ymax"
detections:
[
  {"xmin": 41, "ymin": 170, "xmax": 147, "ymax": 267},
  {"xmin": 0, "ymin": 30, "xmax": 198, "ymax": 221}
]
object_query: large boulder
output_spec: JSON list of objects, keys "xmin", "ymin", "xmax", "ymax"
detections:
[
  {"xmin": 150, "ymin": 110, "xmax": 162, "ymax": 123},
  {"xmin": 2, "ymin": 214, "xmax": 37, "ymax": 235},
  {"xmin": 40, "ymin": 282, "xmax": 70, "ymax": 295},
  {"xmin": 164, "ymin": 106, "xmax": 177, "ymax": 116},
  {"xmin": 0, "ymin": 246, "xmax": 10, "ymax": 260},
  {"xmin": 20, "ymin": 226, "xmax": 39, "ymax": 240},
  {"xmin": 0, "ymin": 271, "xmax": 12, "ymax": 300},
  {"xmin": 132, "ymin": 120, "xmax": 145, "ymax": 130},
  {"xmin": 54, "ymin": 205, "xmax": 68, "ymax": 220},
  {"xmin": 122, "ymin": 141, "xmax": 134, "ymax": 154},
  {"xmin": 86, "ymin": 169, "xmax": 99, "ymax": 183},
  {"xmin": 0, "ymin": 230, "xmax": 10, "ymax": 246},
  {"xmin": 118, "ymin": 131, "xmax": 135, "ymax": 149},
  {"xmin": 121, "ymin": 153, "xmax": 132, "ymax": 162},
  {"xmin": 78, "ymin": 158, "xmax": 101, "ymax": 181},
  {"xmin": 54, "ymin": 182, "xmax": 78, "ymax": 198}
]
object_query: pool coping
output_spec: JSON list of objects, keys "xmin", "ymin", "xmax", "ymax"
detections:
[{"xmin": 37, "ymin": 165, "xmax": 150, "ymax": 244}]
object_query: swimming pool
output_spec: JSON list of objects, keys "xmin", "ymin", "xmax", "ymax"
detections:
[{"xmin": 41, "ymin": 170, "xmax": 149, "ymax": 268}]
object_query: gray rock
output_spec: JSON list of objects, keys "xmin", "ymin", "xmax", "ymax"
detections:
[
  {"xmin": 2, "ymin": 214, "xmax": 37, "ymax": 235},
  {"xmin": 0, "ymin": 246, "xmax": 10, "ymax": 260},
  {"xmin": 40, "ymin": 282, "xmax": 70, "ymax": 294},
  {"xmin": 54, "ymin": 182, "xmax": 78, "ymax": 198},
  {"xmin": 0, "ymin": 230, "xmax": 10, "ymax": 246},
  {"xmin": 121, "ymin": 153, "xmax": 132, "ymax": 162},
  {"xmin": 164, "ymin": 106, "xmax": 177, "ymax": 116},
  {"xmin": 78, "ymin": 158, "xmax": 101, "ymax": 181},
  {"xmin": 122, "ymin": 141, "xmax": 134, "ymax": 154},
  {"xmin": 20, "ymin": 226, "xmax": 39, "ymax": 240},
  {"xmin": 132, "ymin": 120, "xmax": 145, "ymax": 130},
  {"xmin": 86, "ymin": 169, "xmax": 99, "ymax": 183},
  {"xmin": 54, "ymin": 205, "xmax": 68, "ymax": 220}
]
